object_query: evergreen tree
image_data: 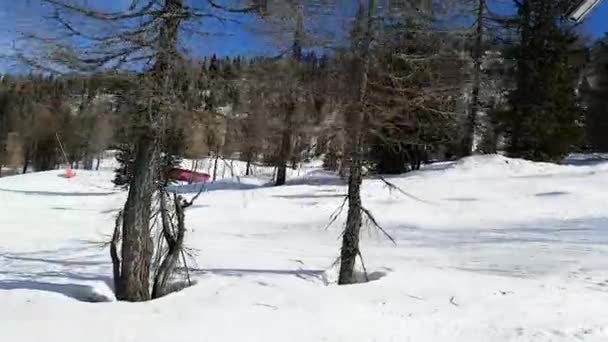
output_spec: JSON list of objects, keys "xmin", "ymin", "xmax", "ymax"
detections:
[
  {"xmin": 113, "ymin": 145, "xmax": 134, "ymax": 188},
  {"xmin": 506, "ymin": 0, "xmax": 584, "ymax": 161},
  {"xmin": 584, "ymin": 35, "xmax": 608, "ymax": 151}
]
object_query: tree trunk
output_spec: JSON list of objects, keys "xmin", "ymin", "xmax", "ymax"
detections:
[
  {"xmin": 338, "ymin": 118, "xmax": 364, "ymax": 284},
  {"xmin": 291, "ymin": 155, "xmax": 298, "ymax": 170},
  {"xmin": 83, "ymin": 152, "xmax": 94, "ymax": 170},
  {"xmin": 212, "ymin": 148, "xmax": 220, "ymax": 182},
  {"xmin": 115, "ymin": 0, "xmax": 184, "ymax": 302},
  {"xmin": 338, "ymin": 0, "xmax": 375, "ymax": 285},
  {"xmin": 152, "ymin": 192, "xmax": 186, "ymax": 299},
  {"xmin": 22, "ymin": 143, "xmax": 31, "ymax": 174},
  {"xmin": 116, "ymin": 136, "xmax": 157, "ymax": 301},
  {"xmin": 245, "ymin": 150, "xmax": 252, "ymax": 176},
  {"xmin": 96, "ymin": 153, "xmax": 102, "ymax": 171},
  {"xmin": 275, "ymin": 7, "xmax": 304, "ymax": 186},
  {"xmin": 110, "ymin": 211, "xmax": 123, "ymax": 294},
  {"xmin": 461, "ymin": 0, "xmax": 485, "ymax": 157},
  {"xmin": 275, "ymin": 103, "xmax": 294, "ymax": 186}
]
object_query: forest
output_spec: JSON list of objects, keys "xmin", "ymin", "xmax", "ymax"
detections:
[{"xmin": 0, "ymin": 0, "xmax": 607, "ymax": 325}]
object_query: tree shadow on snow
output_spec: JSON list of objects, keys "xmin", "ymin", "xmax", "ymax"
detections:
[
  {"xmin": 167, "ymin": 181, "xmax": 261, "ymax": 194},
  {"xmin": 0, "ymin": 280, "xmax": 113, "ymax": 302},
  {"xmin": 393, "ymin": 217, "xmax": 608, "ymax": 278},
  {"xmin": 3, "ymin": 254, "xmax": 108, "ymax": 267},
  {"xmin": 561, "ymin": 155, "xmax": 608, "ymax": 166},
  {"xmin": 400, "ymin": 221, "xmax": 608, "ymax": 249},
  {"xmin": 443, "ymin": 197, "xmax": 479, "ymax": 202},
  {"xmin": 1, "ymin": 247, "xmax": 115, "ymax": 302},
  {"xmin": 191, "ymin": 267, "xmax": 326, "ymax": 283},
  {"xmin": 167, "ymin": 170, "xmax": 346, "ymax": 194},
  {"xmin": 272, "ymin": 193, "xmax": 345, "ymax": 199},
  {"xmin": 0, "ymin": 187, "xmax": 117, "ymax": 197},
  {"xmin": 534, "ymin": 191, "xmax": 569, "ymax": 197},
  {"xmin": 283, "ymin": 174, "xmax": 346, "ymax": 187}
]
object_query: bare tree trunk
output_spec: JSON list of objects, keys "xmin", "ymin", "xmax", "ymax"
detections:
[
  {"xmin": 461, "ymin": 0, "xmax": 485, "ymax": 157},
  {"xmin": 275, "ymin": 5, "xmax": 303, "ymax": 186},
  {"xmin": 338, "ymin": 108, "xmax": 364, "ymax": 284},
  {"xmin": 96, "ymin": 153, "xmax": 102, "ymax": 171},
  {"xmin": 83, "ymin": 152, "xmax": 94, "ymax": 170},
  {"xmin": 275, "ymin": 103, "xmax": 294, "ymax": 186},
  {"xmin": 117, "ymin": 136, "xmax": 157, "ymax": 301},
  {"xmin": 338, "ymin": 0, "xmax": 375, "ymax": 285},
  {"xmin": 22, "ymin": 144, "xmax": 30, "ymax": 174},
  {"xmin": 152, "ymin": 192, "xmax": 186, "ymax": 299},
  {"xmin": 222, "ymin": 158, "xmax": 227, "ymax": 179},
  {"xmin": 245, "ymin": 149, "xmax": 252, "ymax": 176},
  {"xmin": 212, "ymin": 147, "xmax": 220, "ymax": 182},
  {"xmin": 110, "ymin": 211, "xmax": 122, "ymax": 294},
  {"xmin": 116, "ymin": 0, "xmax": 184, "ymax": 302}
]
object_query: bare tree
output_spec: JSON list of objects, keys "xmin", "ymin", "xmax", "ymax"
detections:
[
  {"xmin": 273, "ymin": 2, "xmax": 304, "ymax": 186},
  {"xmin": 337, "ymin": 0, "xmax": 468, "ymax": 283},
  {"xmin": 460, "ymin": 0, "xmax": 486, "ymax": 157},
  {"xmin": 338, "ymin": 0, "xmax": 376, "ymax": 285},
  {"xmin": 29, "ymin": 0, "xmax": 264, "ymax": 301}
]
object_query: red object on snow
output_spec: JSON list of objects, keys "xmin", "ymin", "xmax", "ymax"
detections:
[
  {"xmin": 66, "ymin": 167, "xmax": 76, "ymax": 179},
  {"xmin": 167, "ymin": 168, "xmax": 211, "ymax": 184}
]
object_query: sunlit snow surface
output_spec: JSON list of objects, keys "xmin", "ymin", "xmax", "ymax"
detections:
[{"xmin": 1, "ymin": 155, "xmax": 608, "ymax": 341}]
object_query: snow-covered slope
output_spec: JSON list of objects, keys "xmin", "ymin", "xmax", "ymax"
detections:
[{"xmin": 1, "ymin": 155, "xmax": 608, "ymax": 341}]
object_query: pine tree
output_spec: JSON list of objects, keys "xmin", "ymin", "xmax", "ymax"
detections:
[
  {"xmin": 584, "ymin": 35, "xmax": 608, "ymax": 151},
  {"xmin": 506, "ymin": 0, "xmax": 584, "ymax": 161}
]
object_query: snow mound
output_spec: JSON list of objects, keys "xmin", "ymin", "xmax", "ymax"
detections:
[
  {"xmin": 445, "ymin": 154, "xmax": 608, "ymax": 178},
  {"xmin": 76, "ymin": 281, "xmax": 115, "ymax": 303},
  {"xmin": 447, "ymin": 155, "xmax": 563, "ymax": 178},
  {"xmin": 438, "ymin": 154, "xmax": 608, "ymax": 179}
]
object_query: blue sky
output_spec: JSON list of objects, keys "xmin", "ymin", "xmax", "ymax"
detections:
[
  {"xmin": 1, "ymin": 0, "xmax": 607, "ymax": 73},
  {"xmin": 583, "ymin": 1, "xmax": 608, "ymax": 39}
]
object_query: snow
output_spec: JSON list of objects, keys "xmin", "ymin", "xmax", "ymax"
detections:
[{"xmin": 1, "ymin": 154, "xmax": 608, "ymax": 341}]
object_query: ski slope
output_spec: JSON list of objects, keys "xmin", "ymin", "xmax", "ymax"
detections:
[{"xmin": 1, "ymin": 155, "xmax": 608, "ymax": 341}]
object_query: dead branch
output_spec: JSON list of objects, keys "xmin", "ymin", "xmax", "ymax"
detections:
[
  {"xmin": 357, "ymin": 250, "xmax": 370, "ymax": 282},
  {"xmin": 159, "ymin": 191, "xmax": 175, "ymax": 248},
  {"xmin": 42, "ymin": 0, "xmax": 161, "ymax": 21},
  {"xmin": 152, "ymin": 185, "xmax": 202, "ymax": 298},
  {"xmin": 324, "ymin": 195, "xmax": 348, "ymax": 230},
  {"xmin": 361, "ymin": 205, "xmax": 396, "ymax": 245},
  {"xmin": 180, "ymin": 249, "xmax": 193, "ymax": 286},
  {"xmin": 377, "ymin": 175, "xmax": 433, "ymax": 204},
  {"xmin": 181, "ymin": 184, "xmax": 205, "ymax": 208}
]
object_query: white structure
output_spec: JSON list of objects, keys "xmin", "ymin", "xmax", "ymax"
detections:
[{"xmin": 567, "ymin": 0, "xmax": 604, "ymax": 23}]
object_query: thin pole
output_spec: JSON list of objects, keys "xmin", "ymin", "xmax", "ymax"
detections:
[{"xmin": 55, "ymin": 132, "xmax": 70, "ymax": 166}]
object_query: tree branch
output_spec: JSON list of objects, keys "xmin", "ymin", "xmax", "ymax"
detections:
[{"xmin": 42, "ymin": 0, "xmax": 161, "ymax": 21}]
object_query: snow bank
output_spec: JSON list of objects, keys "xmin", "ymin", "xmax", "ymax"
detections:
[{"xmin": 449, "ymin": 154, "xmax": 563, "ymax": 176}]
